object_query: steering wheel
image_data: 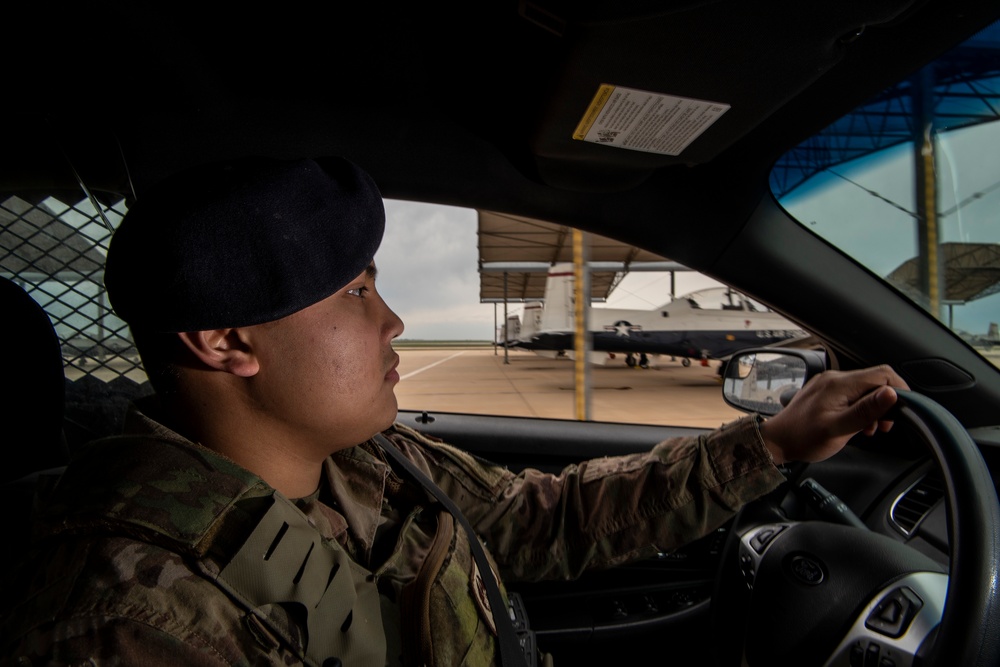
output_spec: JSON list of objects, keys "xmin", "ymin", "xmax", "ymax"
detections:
[{"xmin": 709, "ymin": 389, "xmax": 1000, "ymax": 666}]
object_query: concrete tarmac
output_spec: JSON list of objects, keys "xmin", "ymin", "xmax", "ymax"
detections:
[{"xmin": 393, "ymin": 345, "xmax": 746, "ymax": 429}]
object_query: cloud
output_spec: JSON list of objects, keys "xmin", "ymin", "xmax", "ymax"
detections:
[{"xmin": 376, "ymin": 200, "xmax": 494, "ymax": 339}]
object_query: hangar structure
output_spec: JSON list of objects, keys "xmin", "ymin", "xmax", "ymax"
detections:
[
  {"xmin": 476, "ymin": 210, "xmax": 682, "ymax": 304},
  {"xmin": 770, "ymin": 27, "xmax": 1000, "ymax": 320}
]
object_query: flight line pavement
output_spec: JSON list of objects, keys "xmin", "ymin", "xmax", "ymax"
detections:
[{"xmin": 393, "ymin": 345, "xmax": 746, "ymax": 429}]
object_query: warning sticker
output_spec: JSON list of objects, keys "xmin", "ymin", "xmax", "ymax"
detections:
[{"xmin": 573, "ymin": 84, "xmax": 730, "ymax": 156}]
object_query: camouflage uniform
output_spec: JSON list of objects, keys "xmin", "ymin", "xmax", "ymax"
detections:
[{"xmin": 1, "ymin": 406, "xmax": 783, "ymax": 666}]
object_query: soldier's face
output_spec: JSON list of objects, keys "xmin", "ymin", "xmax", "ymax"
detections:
[{"xmin": 248, "ymin": 264, "xmax": 404, "ymax": 455}]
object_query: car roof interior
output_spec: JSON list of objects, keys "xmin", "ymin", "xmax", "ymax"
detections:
[
  {"xmin": 8, "ymin": 2, "xmax": 996, "ymax": 210},
  {"xmin": 4, "ymin": 1, "xmax": 1000, "ymax": 425}
]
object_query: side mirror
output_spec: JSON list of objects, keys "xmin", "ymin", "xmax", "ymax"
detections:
[{"xmin": 721, "ymin": 348, "xmax": 827, "ymax": 416}]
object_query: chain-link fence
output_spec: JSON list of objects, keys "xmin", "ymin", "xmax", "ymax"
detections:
[{"xmin": 2, "ymin": 192, "xmax": 151, "ymax": 444}]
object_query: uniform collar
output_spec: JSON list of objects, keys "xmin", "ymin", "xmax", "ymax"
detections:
[
  {"xmin": 34, "ymin": 404, "xmax": 273, "ymax": 555},
  {"xmin": 327, "ymin": 443, "xmax": 392, "ymax": 565}
]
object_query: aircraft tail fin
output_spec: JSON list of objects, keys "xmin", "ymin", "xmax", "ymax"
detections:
[
  {"xmin": 518, "ymin": 301, "xmax": 544, "ymax": 342},
  {"xmin": 989, "ymin": 322, "xmax": 999, "ymax": 342},
  {"xmin": 539, "ymin": 263, "xmax": 576, "ymax": 332},
  {"xmin": 496, "ymin": 313, "xmax": 521, "ymax": 345}
]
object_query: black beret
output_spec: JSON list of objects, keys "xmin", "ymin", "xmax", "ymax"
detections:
[{"xmin": 104, "ymin": 157, "xmax": 385, "ymax": 332}]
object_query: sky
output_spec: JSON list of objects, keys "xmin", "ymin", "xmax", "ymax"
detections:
[{"xmin": 374, "ymin": 200, "xmax": 491, "ymax": 341}]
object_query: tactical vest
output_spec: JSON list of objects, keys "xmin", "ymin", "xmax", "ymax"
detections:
[
  {"xmin": 29, "ymin": 434, "xmax": 387, "ymax": 666},
  {"xmin": 26, "ymin": 430, "xmax": 530, "ymax": 666}
]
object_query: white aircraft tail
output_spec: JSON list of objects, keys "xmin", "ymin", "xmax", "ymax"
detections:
[
  {"xmin": 517, "ymin": 301, "xmax": 544, "ymax": 342},
  {"xmin": 539, "ymin": 263, "xmax": 576, "ymax": 333},
  {"xmin": 497, "ymin": 313, "xmax": 521, "ymax": 345}
]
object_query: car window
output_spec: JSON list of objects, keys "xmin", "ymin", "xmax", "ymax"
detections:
[
  {"xmin": 374, "ymin": 200, "xmax": 793, "ymax": 427},
  {"xmin": 1, "ymin": 191, "xmax": 757, "ymax": 432},
  {"xmin": 1, "ymin": 194, "xmax": 137, "ymax": 382},
  {"xmin": 771, "ymin": 21, "xmax": 1000, "ymax": 369}
]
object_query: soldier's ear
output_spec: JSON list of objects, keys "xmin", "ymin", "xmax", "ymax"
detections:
[{"xmin": 176, "ymin": 329, "xmax": 260, "ymax": 377}]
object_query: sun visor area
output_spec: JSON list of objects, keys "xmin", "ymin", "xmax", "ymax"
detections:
[{"xmin": 525, "ymin": 0, "xmax": 922, "ymax": 192}]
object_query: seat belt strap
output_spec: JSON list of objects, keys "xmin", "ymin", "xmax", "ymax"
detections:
[{"xmin": 374, "ymin": 433, "xmax": 529, "ymax": 667}]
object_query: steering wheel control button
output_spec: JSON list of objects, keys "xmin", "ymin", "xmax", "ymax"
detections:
[
  {"xmin": 749, "ymin": 525, "xmax": 785, "ymax": 554},
  {"xmin": 849, "ymin": 641, "xmax": 894, "ymax": 667},
  {"xmin": 787, "ymin": 553, "xmax": 825, "ymax": 585},
  {"xmin": 864, "ymin": 587, "xmax": 923, "ymax": 638},
  {"xmin": 864, "ymin": 642, "xmax": 881, "ymax": 666}
]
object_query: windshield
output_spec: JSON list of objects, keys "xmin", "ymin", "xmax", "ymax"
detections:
[{"xmin": 771, "ymin": 21, "xmax": 1000, "ymax": 367}]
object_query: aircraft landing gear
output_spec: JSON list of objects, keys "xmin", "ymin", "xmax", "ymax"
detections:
[
  {"xmin": 626, "ymin": 353, "xmax": 650, "ymax": 369},
  {"xmin": 681, "ymin": 357, "xmax": 691, "ymax": 367}
]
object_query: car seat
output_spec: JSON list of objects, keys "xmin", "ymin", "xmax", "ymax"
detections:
[
  {"xmin": 0, "ymin": 276, "xmax": 69, "ymax": 482},
  {"xmin": 0, "ymin": 277, "xmax": 70, "ymax": 583}
]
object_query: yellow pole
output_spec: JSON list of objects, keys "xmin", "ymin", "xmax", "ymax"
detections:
[
  {"xmin": 920, "ymin": 129, "xmax": 941, "ymax": 318},
  {"xmin": 913, "ymin": 67, "xmax": 942, "ymax": 321},
  {"xmin": 573, "ymin": 229, "xmax": 591, "ymax": 420}
]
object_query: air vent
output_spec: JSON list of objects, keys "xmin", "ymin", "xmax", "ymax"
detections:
[{"xmin": 889, "ymin": 470, "xmax": 946, "ymax": 536}]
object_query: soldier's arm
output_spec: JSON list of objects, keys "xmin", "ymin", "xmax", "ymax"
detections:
[{"xmin": 384, "ymin": 417, "xmax": 782, "ymax": 582}]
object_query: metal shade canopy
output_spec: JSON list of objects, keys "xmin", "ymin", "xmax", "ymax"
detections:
[
  {"xmin": 477, "ymin": 211, "xmax": 682, "ymax": 303},
  {"xmin": 888, "ymin": 242, "xmax": 1000, "ymax": 305}
]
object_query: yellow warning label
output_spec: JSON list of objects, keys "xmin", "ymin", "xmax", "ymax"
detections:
[
  {"xmin": 573, "ymin": 84, "xmax": 616, "ymax": 141},
  {"xmin": 572, "ymin": 84, "xmax": 730, "ymax": 156}
]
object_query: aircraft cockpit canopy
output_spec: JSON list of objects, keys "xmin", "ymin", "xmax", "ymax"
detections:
[{"xmin": 683, "ymin": 287, "xmax": 767, "ymax": 312}]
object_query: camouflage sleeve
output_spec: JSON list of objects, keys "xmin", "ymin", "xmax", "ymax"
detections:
[
  {"xmin": 6, "ymin": 619, "xmax": 234, "ymax": 667},
  {"xmin": 383, "ymin": 415, "xmax": 784, "ymax": 582},
  {"xmin": 2, "ymin": 537, "xmax": 296, "ymax": 667}
]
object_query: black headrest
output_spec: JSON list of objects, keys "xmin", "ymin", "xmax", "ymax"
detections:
[{"xmin": 0, "ymin": 277, "xmax": 68, "ymax": 482}]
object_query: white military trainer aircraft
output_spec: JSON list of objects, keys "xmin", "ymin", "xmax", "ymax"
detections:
[{"xmin": 503, "ymin": 263, "xmax": 810, "ymax": 367}]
